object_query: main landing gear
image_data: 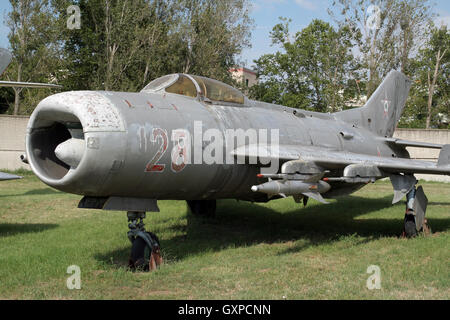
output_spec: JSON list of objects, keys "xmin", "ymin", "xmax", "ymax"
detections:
[
  {"xmin": 402, "ymin": 186, "xmax": 430, "ymax": 238},
  {"xmin": 127, "ymin": 211, "xmax": 163, "ymax": 271},
  {"xmin": 187, "ymin": 200, "xmax": 216, "ymax": 217}
]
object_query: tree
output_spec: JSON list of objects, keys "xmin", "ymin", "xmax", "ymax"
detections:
[
  {"xmin": 51, "ymin": 0, "xmax": 178, "ymax": 92},
  {"xmin": 396, "ymin": 0, "xmax": 434, "ymax": 75},
  {"xmin": 249, "ymin": 19, "xmax": 357, "ymax": 112},
  {"xmin": 4, "ymin": 0, "xmax": 59, "ymax": 115},
  {"xmin": 404, "ymin": 25, "xmax": 449, "ymax": 129},
  {"xmin": 175, "ymin": 0, "xmax": 253, "ymax": 84},
  {"xmin": 52, "ymin": 0, "xmax": 252, "ymax": 92},
  {"xmin": 329, "ymin": 0, "xmax": 434, "ymax": 97}
]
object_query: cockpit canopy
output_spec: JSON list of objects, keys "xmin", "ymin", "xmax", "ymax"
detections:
[{"xmin": 142, "ymin": 74, "xmax": 245, "ymax": 104}]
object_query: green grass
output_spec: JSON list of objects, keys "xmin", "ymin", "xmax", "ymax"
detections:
[{"xmin": 0, "ymin": 175, "xmax": 448, "ymax": 300}]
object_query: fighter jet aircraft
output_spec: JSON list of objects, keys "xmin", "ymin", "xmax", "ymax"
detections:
[
  {"xmin": 0, "ymin": 48, "xmax": 62, "ymax": 181},
  {"xmin": 22, "ymin": 71, "xmax": 449, "ymax": 270}
]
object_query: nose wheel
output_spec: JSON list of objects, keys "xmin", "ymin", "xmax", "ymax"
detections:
[{"xmin": 127, "ymin": 211, "xmax": 162, "ymax": 271}]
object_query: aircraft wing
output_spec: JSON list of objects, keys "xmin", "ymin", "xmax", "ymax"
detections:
[
  {"xmin": 0, "ymin": 81, "xmax": 62, "ymax": 89},
  {"xmin": 0, "ymin": 172, "xmax": 22, "ymax": 181},
  {"xmin": 231, "ymin": 144, "xmax": 450, "ymax": 176}
]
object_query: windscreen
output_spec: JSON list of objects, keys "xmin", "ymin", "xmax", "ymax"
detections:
[
  {"xmin": 165, "ymin": 74, "xmax": 197, "ymax": 98},
  {"xmin": 192, "ymin": 76, "xmax": 244, "ymax": 104},
  {"xmin": 142, "ymin": 74, "xmax": 177, "ymax": 91}
]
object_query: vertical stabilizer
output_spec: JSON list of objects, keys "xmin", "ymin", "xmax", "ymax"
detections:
[{"xmin": 335, "ymin": 70, "xmax": 412, "ymax": 137}]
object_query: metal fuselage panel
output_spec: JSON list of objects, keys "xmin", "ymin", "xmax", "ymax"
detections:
[
  {"xmin": 27, "ymin": 90, "xmax": 402, "ymax": 201},
  {"xmin": 84, "ymin": 91, "xmax": 398, "ymax": 200}
]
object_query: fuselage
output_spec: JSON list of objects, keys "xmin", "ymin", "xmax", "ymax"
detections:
[{"xmin": 26, "ymin": 74, "xmax": 408, "ymax": 202}]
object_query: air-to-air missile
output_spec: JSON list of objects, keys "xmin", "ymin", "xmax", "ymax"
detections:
[{"xmin": 251, "ymin": 179, "xmax": 331, "ymax": 203}]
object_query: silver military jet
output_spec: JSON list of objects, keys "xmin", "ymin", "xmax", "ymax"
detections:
[
  {"xmin": 22, "ymin": 71, "xmax": 449, "ymax": 270},
  {"xmin": 0, "ymin": 48, "xmax": 62, "ymax": 181}
]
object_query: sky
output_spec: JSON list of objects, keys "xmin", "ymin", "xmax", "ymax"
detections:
[
  {"xmin": 240, "ymin": 0, "xmax": 450, "ymax": 68},
  {"xmin": 1, "ymin": 0, "xmax": 449, "ymax": 69}
]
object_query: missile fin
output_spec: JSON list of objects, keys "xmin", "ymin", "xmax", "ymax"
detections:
[{"xmin": 302, "ymin": 192, "xmax": 329, "ymax": 204}]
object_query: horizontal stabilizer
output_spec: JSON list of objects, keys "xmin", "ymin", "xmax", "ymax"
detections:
[
  {"xmin": 438, "ymin": 145, "xmax": 450, "ymax": 167},
  {"xmin": 381, "ymin": 137, "xmax": 443, "ymax": 149}
]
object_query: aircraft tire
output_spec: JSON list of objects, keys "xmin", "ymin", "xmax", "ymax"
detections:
[
  {"xmin": 187, "ymin": 200, "xmax": 216, "ymax": 217},
  {"xmin": 129, "ymin": 237, "xmax": 150, "ymax": 271},
  {"xmin": 404, "ymin": 214, "xmax": 417, "ymax": 238}
]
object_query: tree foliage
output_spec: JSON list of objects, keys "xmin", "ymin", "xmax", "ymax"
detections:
[
  {"xmin": 0, "ymin": 0, "xmax": 253, "ymax": 113},
  {"xmin": 249, "ymin": 19, "xmax": 357, "ymax": 112},
  {"xmin": 329, "ymin": 0, "xmax": 435, "ymax": 97},
  {"xmin": 51, "ymin": 0, "xmax": 252, "ymax": 92},
  {"xmin": 401, "ymin": 25, "xmax": 450, "ymax": 128},
  {"xmin": 2, "ymin": 0, "xmax": 59, "ymax": 115},
  {"xmin": 250, "ymin": 0, "xmax": 445, "ymax": 128}
]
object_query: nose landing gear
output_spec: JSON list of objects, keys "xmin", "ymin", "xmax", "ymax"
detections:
[{"xmin": 127, "ymin": 211, "xmax": 163, "ymax": 271}]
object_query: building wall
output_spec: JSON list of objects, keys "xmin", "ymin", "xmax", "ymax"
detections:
[
  {"xmin": 230, "ymin": 67, "xmax": 258, "ymax": 88},
  {"xmin": 0, "ymin": 115, "xmax": 30, "ymax": 171},
  {"xmin": 0, "ymin": 115, "xmax": 448, "ymax": 182}
]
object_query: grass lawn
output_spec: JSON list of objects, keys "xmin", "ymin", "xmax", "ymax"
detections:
[{"xmin": 0, "ymin": 172, "xmax": 448, "ymax": 300}]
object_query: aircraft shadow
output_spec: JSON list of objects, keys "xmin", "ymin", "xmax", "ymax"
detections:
[
  {"xmin": 96, "ymin": 195, "xmax": 450, "ymax": 267},
  {"xmin": 0, "ymin": 223, "xmax": 58, "ymax": 238},
  {"xmin": 0, "ymin": 188, "xmax": 61, "ymax": 198}
]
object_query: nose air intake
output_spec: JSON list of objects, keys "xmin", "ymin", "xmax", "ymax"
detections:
[
  {"xmin": 28, "ymin": 120, "xmax": 83, "ymax": 180},
  {"xmin": 26, "ymin": 91, "xmax": 125, "ymax": 186}
]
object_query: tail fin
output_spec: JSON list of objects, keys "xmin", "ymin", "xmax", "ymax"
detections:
[
  {"xmin": 335, "ymin": 70, "xmax": 412, "ymax": 137},
  {"xmin": 0, "ymin": 48, "xmax": 12, "ymax": 76}
]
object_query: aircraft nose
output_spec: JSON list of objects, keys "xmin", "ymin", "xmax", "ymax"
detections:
[
  {"xmin": 26, "ymin": 91, "xmax": 126, "ymax": 194},
  {"xmin": 55, "ymin": 138, "xmax": 85, "ymax": 169}
]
